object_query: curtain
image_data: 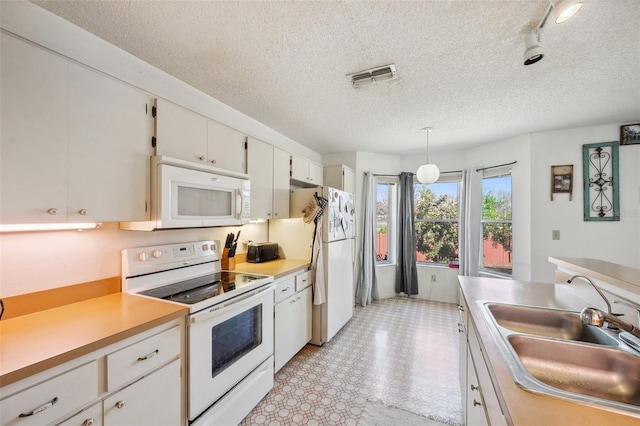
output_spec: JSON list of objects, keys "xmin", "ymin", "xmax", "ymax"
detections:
[
  {"xmin": 356, "ymin": 172, "xmax": 379, "ymax": 307},
  {"xmin": 395, "ymin": 172, "xmax": 418, "ymax": 295},
  {"xmin": 459, "ymin": 167, "xmax": 482, "ymax": 276}
]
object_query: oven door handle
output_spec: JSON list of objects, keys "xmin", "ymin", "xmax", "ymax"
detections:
[{"xmin": 190, "ymin": 283, "xmax": 275, "ymax": 324}]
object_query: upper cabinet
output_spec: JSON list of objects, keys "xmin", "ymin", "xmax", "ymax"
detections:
[
  {"xmin": 323, "ymin": 164, "xmax": 356, "ymax": 194},
  {"xmin": 0, "ymin": 32, "xmax": 151, "ymax": 224},
  {"xmin": 154, "ymin": 99, "xmax": 246, "ymax": 174},
  {"xmin": 247, "ymin": 137, "xmax": 290, "ymax": 220},
  {"xmin": 290, "ymin": 154, "xmax": 323, "ymax": 186}
]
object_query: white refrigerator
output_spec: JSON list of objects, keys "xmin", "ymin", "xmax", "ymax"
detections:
[{"xmin": 290, "ymin": 186, "xmax": 356, "ymax": 346}]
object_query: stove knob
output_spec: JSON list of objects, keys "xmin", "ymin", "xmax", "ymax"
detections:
[
  {"xmin": 202, "ymin": 244, "xmax": 209, "ymax": 252},
  {"xmin": 138, "ymin": 252, "xmax": 150, "ymax": 262},
  {"xmin": 152, "ymin": 249, "xmax": 163, "ymax": 259}
]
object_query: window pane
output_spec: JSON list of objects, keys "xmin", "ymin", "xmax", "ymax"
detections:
[
  {"xmin": 481, "ymin": 173, "xmax": 512, "ymax": 275},
  {"xmin": 414, "ymin": 181, "xmax": 460, "ymax": 264},
  {"xmin": 376, "ymin": 183, "xmax": 391, "ymax": 263}
]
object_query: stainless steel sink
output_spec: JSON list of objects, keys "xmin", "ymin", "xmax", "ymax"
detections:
[
  {"xmin": 486, "ymin": 303, "xmax": 618, "ymax": 345},
  {"xmin": 481, "ymin": 302, "xmax": 640, "ymax": 414},
  {"xmin": 509, "ymin": 334, "xmax": 640, "ymax": 407}
]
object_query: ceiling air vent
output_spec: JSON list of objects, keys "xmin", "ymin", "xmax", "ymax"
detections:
[{"xmin": 348, "ymin": 64, "xmax": 397, "ymax": 88}]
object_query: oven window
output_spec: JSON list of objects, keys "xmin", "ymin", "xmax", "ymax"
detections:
[
  {"xmin": 177, "ymin": 186, "xmax": 232, "ymax": 216},
  {"xmin": 211, "ymin": 305, "xmax": 262, "ymax": 378}
]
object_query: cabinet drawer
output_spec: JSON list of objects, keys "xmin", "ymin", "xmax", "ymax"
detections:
[
  {"xmin": 57, "ymin": 401, "xmax": 102, "ymax": 426},
  {"xmin": 1, "ymin": 360, "xmax": 98, "ymax": 426},
  {"xmin": 106, "ymin": 326, "xmax": 180, "ymax": 391},
  {"xmin": 274, "ymin": 277, "xmax": 295, "ymax": 304},
  {"xmin": 295, "ymin": 271, "xmax": 312, "ymax": 292}
]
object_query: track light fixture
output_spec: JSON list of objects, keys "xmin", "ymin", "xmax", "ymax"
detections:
[
  {"xmin": 416, "ymin": 127, "xmax": 440, "ymax": 184},
  {"xmin": 522, "ymin": 0, "xmax": 583, "ymax": 65}
]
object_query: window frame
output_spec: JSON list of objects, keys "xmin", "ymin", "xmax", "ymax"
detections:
[
  {"xmin": 479, "ymin": 167, "xmax": 513, "ymax": 278},
  {"xmin": 375, "ymin": 176, "xmax": 397, "ymax": 265}
]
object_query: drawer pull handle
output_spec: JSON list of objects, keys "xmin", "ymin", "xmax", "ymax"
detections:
[
  {"xmin": 137, "ymin": 349, "xmax": 159, "ymax": 361},
  {"xmin": 83, "ymin": 418, "xmax": 95, "ymax": 426},
  {"xmin": 473, "ymin": 399, "xmax": 482, "ymax": 407},
  {"xmin": 19, "ymin": 397, "xmax": 58, "ymax": 417},
  {"xmin": 281, "ymin": 288, "xmax": 289, "ymax": 292},
  {"xmin": 116, "ymin": 400, "xmax": 125, "ymax": 409}
]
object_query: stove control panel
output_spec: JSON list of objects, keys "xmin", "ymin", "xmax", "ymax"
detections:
[{"xmin": 122, "ymin": 240, "xmax": 220, "ymax": 279}]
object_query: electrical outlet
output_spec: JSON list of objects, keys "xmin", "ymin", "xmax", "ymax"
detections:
[
  {"xmin": 552, "ymin": 230, "xmax": 560, "ymax": 240},
  {"xmin": 431, "ymin": 274, "xmax": 437, "ymax": 282}
]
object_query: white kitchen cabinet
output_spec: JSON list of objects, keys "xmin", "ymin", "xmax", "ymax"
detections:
[
  {"xmin": 103, "ymin": 359, "xmax": 181, "ymax": 426},
  {"xmin": 154, "ymin": 99, "xmax": 246, "ymax": 173},
  {"xmin": 323, "ymin": 164, "xmax": 355, "ymax": 194},
  {"xmin": 459, "ymin": 287, "xmax": 506, "ymax": 426},
  {"xmin": 154, "ymin": 98, "xmax": 208, "ymax": 164},
  {"xmin": 291, "ymin": 154, "xmax": 323, "ymax": 186},
  {"xmin": 274, "ymin": 271, "xmax": 312, "ymax": 372},
  {"xmin": 207, "ymin": 119, "xmax": 246, "ymax": 174},
  {"xmin": 0, "ymin": 32, "xmax": 151, "ymax": 224},
  {"xmin": 0, "ymin": 319, "xmax": 184, "ymax": 426},
  {"xmin": 247, "ymin": 138, "xmax": 290, "ymax": 220}
]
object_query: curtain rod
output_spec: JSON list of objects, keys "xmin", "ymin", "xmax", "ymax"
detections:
[
  {"xmin": 372, "ymin": 170, "xmax": 462, "ymax": 177},
  {"xmin": 476, "ymin": 161, "xmax": 517, "ymax": 172}
]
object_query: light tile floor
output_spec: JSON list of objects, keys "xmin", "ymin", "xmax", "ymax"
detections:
[{"xmin": 241, "ymin": 297, "xmax": 464, "ymax": 426}]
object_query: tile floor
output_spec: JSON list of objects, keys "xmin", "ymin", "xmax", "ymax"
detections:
[{"xmin": 241, "ymin": 297, "xmax": 464, "ymax": 426}]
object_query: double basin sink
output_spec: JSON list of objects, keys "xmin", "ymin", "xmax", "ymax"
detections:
[{"xmin": 482, "ymin": 302, "xmax": 640, "ymax": 413}]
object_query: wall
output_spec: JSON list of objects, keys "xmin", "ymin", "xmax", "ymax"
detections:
[{"xmin": 530, "ymin": 125, "xmax": 640, "ymax": 283}]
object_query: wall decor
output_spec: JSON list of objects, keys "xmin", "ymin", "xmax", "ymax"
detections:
[
  {"xmin": 582, "ymin": 141, "xmax": 619, "ymax": 221},
  {"xmin": 550, "ymin": 165, "xmax": 573, "ymax": 201},
  {"xmin": 620, "ymin": 123, "xmax": 640, "ymax": 145}
]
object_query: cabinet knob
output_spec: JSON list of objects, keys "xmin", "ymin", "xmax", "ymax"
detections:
[
  {"xmin": 79, "ymin": 209, "xmax": 88, "ymax": 216},
  {"xmin": 47, "ymin": 208, "xmax": 58, "ymax": 215},
  {"xmin": 458, "ymin": 328, "xmax": 464, "ymax": 333},
  {"xmin": 83, "ymin": 419, "xmax": 95, "ymax": 426},
  {"xmin": 470, "ymin": 384, "xmax": 479, "ymax": 391},
  {"xmin": 198, "ymin": 156, "xmax": 205, "ymax": 161},
  {"xmin": 473, "ymin": 399, "xmax": 482, "ymax": 407},
  {"xmin": 116, "ymin": 400, "xmax": 125, "ymax": 409},
  {"xmin": 210, "ymin": 159, "xmax": 216, "ymax": 164}
]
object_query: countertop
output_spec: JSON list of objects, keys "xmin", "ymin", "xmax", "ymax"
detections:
[
  {"xmin": 234, "ymin": 258, "xmax": 310, "ymax": 280},
  {"xmin": 459, "ymin": 276, "xmax": 640, "ymax": 425},
  {"xmin": 0, "ymin": 293, "xmax": 188, "ymax": 387}
]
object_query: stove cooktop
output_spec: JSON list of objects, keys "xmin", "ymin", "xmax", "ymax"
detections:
[{"xmin": 139, "ymin": 271, "xmax": 265, "ymax": 305}]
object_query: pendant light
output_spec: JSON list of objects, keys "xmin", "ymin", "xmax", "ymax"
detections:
[
  {"xmin": 416, "ymin": 127, "xmax": 440, "ymax": 184},
  {"xmin": 550, "ymin": 0, "xmax": 583, "ymax": 24}
]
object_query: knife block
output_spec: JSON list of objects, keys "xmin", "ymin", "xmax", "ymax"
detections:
[{"xmin": 221, "ymin": 248, "xmax": 235, "ymax": 270}]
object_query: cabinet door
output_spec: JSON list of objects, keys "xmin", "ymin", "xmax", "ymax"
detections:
[
  {"xmin": 207, "ymin": 120, "xmax": 246, "ymax": 173},
  {"xmin": 67, "ymin": 63, "xmax": 151, "ymax": 222},
  {"xmin": 103, "ymin": 359, "xmax": 181, "ymax": 426},
  {"xmin": 274, "ymin": 287, "xmax": 312, "ymax": 372},
  {"xmin": 155, "ymin": 98, "xmax": 208, "ymax": 163},
  {"xmin": 296, "ymin": 286, "xmax": 313, "ymax": 347},
  {"xmin": 0, "ymin": 32, "xmax": 68, "ymax": 223},
  {"xmin": 342, "ymin": 166, "xmax": 355, "ymax": 194},
  {"xmin": 246, "ymin": 137, "xmax": 273, "ymax": 220},
  {"xmin": 272, "ymin": 147, "xmax": 291, "ymax": 219},
  {"xmin": 466, "ymin": 351, "xmax": 489, "ymax": 426},
  {"xmin": 308, "ymin": 161, "xmax": 323, "ymax": 185},
  {"xmin": 290, "ymin": 155, "xmax": 309, "ymax": 182}
]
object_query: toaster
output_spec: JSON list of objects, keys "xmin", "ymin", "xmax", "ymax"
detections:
[{"xmin": 247, "ymin": 242, "xmax": 280, "ymax": 263}]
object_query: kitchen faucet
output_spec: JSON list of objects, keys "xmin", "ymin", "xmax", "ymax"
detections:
[
  {"xmin": 567, "ymin": 274, "xmax": 612, "ymax": 314},
  {"xmin": 580, "ymin": 307, "xmax": 640, "ymax": 339}
]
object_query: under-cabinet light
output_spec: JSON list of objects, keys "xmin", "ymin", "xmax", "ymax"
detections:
[{"xmin": 0, "ymin": 222, "xmax": 102, "ymax": 233}]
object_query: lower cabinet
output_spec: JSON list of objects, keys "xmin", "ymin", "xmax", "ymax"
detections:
[
  {"xmin": 274, "ymin": 271, "xmax": 312, "ymax": 372},
  {"xmin": 0, "ymin": 319, "xmax": 184, "ymax": 426}
]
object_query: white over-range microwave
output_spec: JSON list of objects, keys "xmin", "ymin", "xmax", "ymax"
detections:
[{"xmin": 121, "ymin": 156, "xmax": 250, "ymax": 231}]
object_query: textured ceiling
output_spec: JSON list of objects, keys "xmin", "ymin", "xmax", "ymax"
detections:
[{"xmin": 30, "ymin": 0, "xmax": 640, "ymax": 156}]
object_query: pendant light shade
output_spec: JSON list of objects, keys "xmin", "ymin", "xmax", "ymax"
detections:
[
  {"xmin": 417, "ymin": 163, "xmax": 440, "ymax": 184},
  {"xmin": 416, "ymin": 127, "xmax": 440, "ymax": 184},
  {"xmin": 550, "ymin": 0, "xmax": 583, "ymax": 24}
]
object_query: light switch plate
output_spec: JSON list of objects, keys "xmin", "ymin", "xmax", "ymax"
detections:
[{"xmin": 552, "ymin": 230, "xmax": 560, "ymax": 240}]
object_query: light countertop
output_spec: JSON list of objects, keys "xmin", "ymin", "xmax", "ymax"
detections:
[
  {"xmin": 459, "ymin": 276, "xmax": 640, "ymax": 425},
  {"xmin": 0, "ymin": 293, "xmax": 187, "ymax": 387},
  {"xmin": 233, "ymin": 258, "xmax": 310, "ymax": 280}
]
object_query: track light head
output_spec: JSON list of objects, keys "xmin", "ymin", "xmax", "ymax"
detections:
[
  {"xmin": 523, "ymin": 32, "xmax": 544, "ymax": 66},
  {"xmin": 551, "ymin": 0, "xmax": 583, "ymax": 24}
]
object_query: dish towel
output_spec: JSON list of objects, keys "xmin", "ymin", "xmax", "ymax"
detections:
[{"xmin": 311, "ymin": 218, "xmax": 326, "ymax": 305}]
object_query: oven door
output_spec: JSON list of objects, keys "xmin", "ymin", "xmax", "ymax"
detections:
[{"xmin": 188, "ymin": 283, "xmax": 275, "ymax": 421}]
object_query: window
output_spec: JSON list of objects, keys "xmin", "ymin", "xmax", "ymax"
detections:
[
  {"xmin": 376, "ymin": 178, "xmax": 397, "ymax": 264},
  {"xmin": 481, "ymin": 168, "xmax": 512, "ymax": 276},
  {"xmin": 413, "ymin": 176, "xmax": 461, "ymax": 265}
]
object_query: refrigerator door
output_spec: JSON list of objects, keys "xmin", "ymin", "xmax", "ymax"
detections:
[
  {"xmin": 323, "ymin": 187, "xmax": 356, "ymax": 242},
  {"xmin": 311, "ymin": 238, "xmax": 354, "ymax": 345}
]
